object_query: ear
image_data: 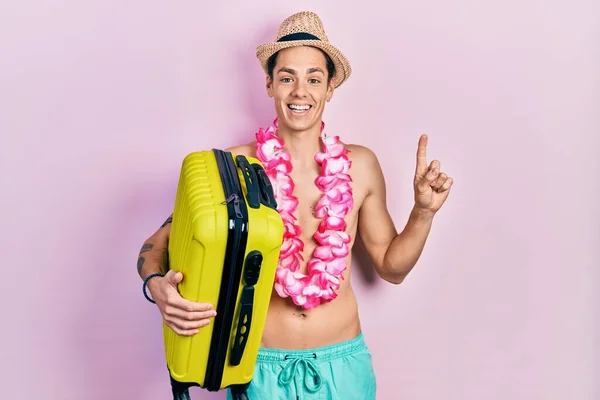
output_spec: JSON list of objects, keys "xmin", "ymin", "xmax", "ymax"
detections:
[
  {"xmin": 266, "ymin": 75, "xmax": 274, "ymax": 98},
  {"xmin": 326, "ymin": 81, "xmax": 335, "ymax": 102}
]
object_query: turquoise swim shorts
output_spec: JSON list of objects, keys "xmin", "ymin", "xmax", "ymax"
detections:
[{"xmin": 227, "ymin": 332, "xmax": 377, "ymax": 399}]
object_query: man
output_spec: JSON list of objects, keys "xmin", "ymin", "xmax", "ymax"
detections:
[{"xmin": 137, "ymin": 11, "xmax": 453, "ymax": 399}]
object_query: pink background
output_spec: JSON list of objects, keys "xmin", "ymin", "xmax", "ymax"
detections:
[{"xmin": 1, "ymin": 1, "xmax": 598, "ymax": 399}]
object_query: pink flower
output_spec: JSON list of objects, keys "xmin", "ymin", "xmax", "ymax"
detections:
[
  {"xmin": 273, "ymin": 282, "xmax": 287, "ymax": 298},
  {"xmin": 278, "ymin": 194, "xmax": 298, "ymax": 214},
  {"xmin": 313, "ymin": 245, "xmax": 333, "ymax": 260},
  {"xmin": 279, "ymin": 237, "xmax": 304, "ymax": 259},
  {"xmin": 326, "ymin": 257, "xmax": 347, "ymax": 276},
  {"xmin": 323, "ymin": 216, "xmax": 346, "ymax": 231},
  {"xmin": 279, "ymin": 253, "xmax": 300, "ymax": 271},
  {"xmin": 300, "ymin": 297, "xmax": 320, "ymax": 309},
  {"xmin": 307, "ymin": 258, "xmax": 327, "ymax": 272},
  {"xmin": 331, "ymin": 243, "xmax": 349, "ymax": 258},
  {"xmin": 277, "ymin": 176, "xmax": 294, "ymax": 193},
  {"xmin": 254, "ymin": 118, "xmax": 354, "ymax": 310},
  {"xmin": 321, "ymin": 271, "xmax": 341, "ymax": 288},
  {"xmin": 328, "ymin": 202, "xmax": 352, "ymax": 218},
  {"xmin": 322, "ymin": 157, "xmax": 349, "ymax": 175},
  {"xmin": 278, "ymin": 210, "xmax": 297, "ymax": 223},
  {"xmin": 283, "ymin": 221, "xmax": 301, "ymax": 238},
  {"xmin": 328, "ymin": 231, "xmax": 351, "ymax": 247},
  {"xmin": 314, "ymin": 175, "xmax": 339, "ymax": 191}
]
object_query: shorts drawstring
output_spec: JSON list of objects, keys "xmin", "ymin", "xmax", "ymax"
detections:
[{"xmin": 277, "ymin": 353, "xmax": 323, "ymax": 393}]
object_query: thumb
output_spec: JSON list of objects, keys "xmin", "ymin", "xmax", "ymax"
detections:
[{"xmin": 164, "ymin": 269, "xmax": 183, "ymax": 287}]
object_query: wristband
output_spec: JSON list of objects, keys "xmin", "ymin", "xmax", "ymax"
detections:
[{"xmin": 143, "ymin": 272, "xmax": 165, "ymax": 304}]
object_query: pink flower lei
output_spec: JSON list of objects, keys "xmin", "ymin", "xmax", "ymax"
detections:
[{"xmin": 255, "ymin": 118, "xmax": 354, "ymax": 309}]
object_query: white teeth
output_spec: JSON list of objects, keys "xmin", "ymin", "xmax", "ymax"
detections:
[{"xmin": 288, "ymin": 104, "xmax": 311, "ymax": 111}]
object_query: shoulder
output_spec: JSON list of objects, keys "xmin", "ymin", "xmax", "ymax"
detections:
[
  {"xmin": 344, "ymin": 143, "xmax": 386, "ymax": 195},
  {"xmin": 224, "ymin": 141, "xmax": 256, "ymax": 158},
  {"xmin": 344, "ymin": 143, "xmax": 384, "ymax": 175}
]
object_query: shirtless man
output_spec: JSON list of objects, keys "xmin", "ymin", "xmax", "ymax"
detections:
[{"xmin": 137, "ymin": 11, "xmax": 453, "ymax": 400}]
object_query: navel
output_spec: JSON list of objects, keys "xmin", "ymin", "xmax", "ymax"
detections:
[{"xmin": 293, "ymin": 311, "xmax": 308, "ymax": 319}]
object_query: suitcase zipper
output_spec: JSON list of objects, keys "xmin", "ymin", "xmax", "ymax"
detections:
[
  {"xmin": 223, "ymin": 194, "xmax": 243, "ymax": 219},
  {"xmin": 205, "ymin": 149, "xmax": 249, "ymax": 392}
]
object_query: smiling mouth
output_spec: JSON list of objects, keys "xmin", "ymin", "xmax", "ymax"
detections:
[{"xmin": 288, "ymin": 104, "xmax": 312, "ymax": 113}]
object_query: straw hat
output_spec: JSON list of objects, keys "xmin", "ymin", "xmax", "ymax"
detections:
[{"xmin": 256, "ymin": 11, "xmax": 352, "ymax": 88}]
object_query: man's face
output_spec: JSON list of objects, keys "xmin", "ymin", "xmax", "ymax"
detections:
[{"xmin": 266, "ymin": 46, "xmax": 334, "ymax": 133}]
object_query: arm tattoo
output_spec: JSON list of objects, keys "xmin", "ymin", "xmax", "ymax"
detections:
[
  {"xmin": 139, "ymin": 243, "xmax": 153, "ymax": 254},
  {"xmin": 161, "ymin": 215, "xmax": 173, "ymax": 228},
  {"xmin": 137, "ymin": 256, "xmax": 145, "ymax": 274}
]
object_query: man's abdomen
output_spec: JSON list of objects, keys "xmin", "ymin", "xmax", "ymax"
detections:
[{"xmin": 260, "ymin": 282, "xmax": 362, "ymax": 350}]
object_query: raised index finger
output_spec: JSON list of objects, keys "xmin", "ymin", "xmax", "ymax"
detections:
[{"xmin": 416, "ymin": 134, "xmax": 428, "ymax": 176}]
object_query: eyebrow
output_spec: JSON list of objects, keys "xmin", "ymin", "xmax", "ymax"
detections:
[{"xmin": 277, "ymin": 67, "xmax": 325, "ymax": 75}]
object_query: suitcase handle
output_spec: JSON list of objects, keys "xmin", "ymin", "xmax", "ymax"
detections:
[
  {"xmin": 252, "ymin": 164, "xmax": 278, "ymax": 210},
  {"xmin": 235, "ymin": 155, "xmax": 261, "ymax": 209},
  {"xmin": 230, "ymin": 251, "xmax": 263, "ymax": 366}
]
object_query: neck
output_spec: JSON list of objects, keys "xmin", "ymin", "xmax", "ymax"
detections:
[{"xmin": 276, "ymin": 122, "xmax": 323, "ymax": 167}]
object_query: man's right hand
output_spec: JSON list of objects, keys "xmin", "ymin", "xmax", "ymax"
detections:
[{"xmin": 147, "ymin": 269, "xmax": 217, "ymax": 336}]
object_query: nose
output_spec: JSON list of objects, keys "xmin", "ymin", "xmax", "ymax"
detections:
[{"xmin": 291, "ymin": 79, "xmax": 308, "ymax": 98}]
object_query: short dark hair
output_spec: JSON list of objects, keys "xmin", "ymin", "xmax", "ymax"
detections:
[{"xmin": 267, "ymin": 47, "xmax": 336, "ymax": 84}]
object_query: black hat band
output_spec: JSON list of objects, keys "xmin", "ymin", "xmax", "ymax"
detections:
[{"xmin": 277, "ymin": 32, "xmax": 321, "ymax": 42}]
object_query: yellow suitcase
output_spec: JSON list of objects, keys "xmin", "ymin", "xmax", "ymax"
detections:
[{"xmin": 164, "ymin": 149, "xmax": 284, "ymax": 399}]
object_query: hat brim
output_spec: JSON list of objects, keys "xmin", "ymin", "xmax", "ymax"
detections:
[{"xmin": 256, "ymin": 40, "xmax": 351, "ymax": 89}]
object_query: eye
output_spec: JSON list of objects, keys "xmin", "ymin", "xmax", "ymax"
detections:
[
  {"xmin": 280, "ymin": 77, "xmax": 292, "ymax": 83},
  {"xmin": 309, "ymin": 78, "xmax": 320, "ymax": 84}
]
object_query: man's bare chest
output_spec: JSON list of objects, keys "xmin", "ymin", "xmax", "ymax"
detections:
[{"xmin": 289, "ymin": 170, "xmax": 323, "ymax": 223}]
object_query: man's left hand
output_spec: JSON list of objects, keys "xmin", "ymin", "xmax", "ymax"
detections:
[{"xmin": 413, "ymin": 134, "xmax": 454, "ymax": 215}]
